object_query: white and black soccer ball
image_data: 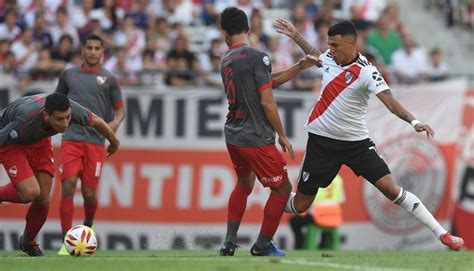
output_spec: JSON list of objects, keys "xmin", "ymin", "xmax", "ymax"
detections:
[{"xmin": 64, "ymin": 225, "xmax": 98, "ymax": 256}]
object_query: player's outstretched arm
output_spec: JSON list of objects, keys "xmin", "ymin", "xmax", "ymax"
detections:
[
  {"xmin": 260, "ymin": 88, "xmax": 295, "ymax": 160},
  {"xmin": 376, "ymin": 90, "xmax": 435, "ymax": 138},
  {"xmin": 273, "ymin": 18, "xmax": 322, "ymax": 58},
  {"xmin": 90, "ymin": 113, "xmax": 121, "ymax": 156},
  {"xmin": 272, "ymin": 55, "xmax": 320, "ymax": 87}
]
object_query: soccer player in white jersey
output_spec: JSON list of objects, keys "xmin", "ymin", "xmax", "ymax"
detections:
[{"xmin": 273, "ymin": 19, "xmax": 464, "ymax": 250}]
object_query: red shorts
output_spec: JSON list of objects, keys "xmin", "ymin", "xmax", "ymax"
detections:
[
  {"xmin": 226, "ymin": 143, "xmax": 289, "ymax": 188},
  {"xmin": 59, "ymin": 140, "xmax": 106, "ymax": 189},
  {"xmin": 0, "ymin": 137, "xmax": 55, "ymax": 185}
]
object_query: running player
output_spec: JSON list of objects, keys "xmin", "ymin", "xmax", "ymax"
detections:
[
  {"xmin": 219, "ymin": 7, "xmax": 320, "ymax": 257},
  {"xmin": 55, "ymin": 34, "xmax": 125, "ymax": 255},
  {"xmin": 273, "ymin": 19, "xmax": 464, "ymax": 250},
  {"xmin": 0, "ymin": 93, "xmax": 120, "ymax": 256}
]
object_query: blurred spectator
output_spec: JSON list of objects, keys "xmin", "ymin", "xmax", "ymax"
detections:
[
  {"xmin": 93, "ymin": 0, "xmax": 125, "ymax": 32},
  {"xmin": 11, "ymin": 28, "xmax": 39, "ymax": 75},
  {"xmin": 0, "ymin": 39, "xmax": 11, "ymax": 63},
  {"xmin": 342, "ymin": 0, "xmax": 387, "ymax": 22},
  {"xmin": 65, "ymin": 50, "xmax": 83, "ymax": 69},
  {"xmin": 349, "ymin": 5, "xmax": 372, "ymax": 32},
  {"xmin": 366, "ymin": 15, "xmax": 403, "ymax": 65},
  {"xmin": 29, "ymin": 47, "xmax": 64, "ymax": 81},
  {"xmin": 70, "ymin": 0, "xmax": 95, "ymax": 29},
  {"xmin": 104, "ymin": 47, "xmax": 141, "ymax": 86},
  {"xmin": 32, "ymin": 12, "xmax": 54, "ymax": 49},
  {"xmin": 80, "ymin": 11, "xmax": 116, "ymax": 49},
  {"xmin": 161, "ymin": 0, "xmax": 194, "ymax": 25},
  {"xmin": 0, "ymin": 51, "xmax": 17, "ymax": 76},
  {"xmin": 201, "ymin": 0, "xmax": 219, "ymax": 26},
  {"xmin": 267, "ymin": 36, "xmax": 292, "ymax": 89},
  {"xmin": 0, "ymin": 9, "xmax": 21, "ymax": 41},
  {"xmin": 382, "ymin": 3, "xmax": 409, "ymax": 40},
  {"xmin": 291, "ymin": 51, "xmax": 321, "ymax": 91},
  {"xmin": 313, "ymin": 1, "xmax": 339, "ymax": 30},
  {"xmin": 51, "ymin": 7, "xmax": 80, "ymax": 47},
  {"xmin": 127, "ymin": 0, "xmax": 151, "ymax": 30},
  {"xmin": 138, "ymin": 48, "xmax": 165, "ymax": 86},
  {"xmin": 292, "ymin": 2, "xmax": 317, "ymax": 48},
  {"xmin": 202, "ymin": 53, "xmax": 223, "ymax": 88},
  {"xmin": 146, "ymin": 17, "xmax": 171, "ymax": 55},
  {"xmin": 391, "ymin": 38, "xmax": 428, "ymax": 84},
  {"xmin": 51, "ymin": 35, "xmax": 75, "ymax": 64},
  {"xmin": 165, "ymin": 34, "xmax": 199, "ymax": 86},
  {"xmin": 113, "ymin": 14, "xmax": 146, "ymax": 58},
  {"xmin": 426, "ymin": 47, "xmax": 449, "ymax": 81},
  {"xmin": 249, "ymin": 9, "xmax": 270, "ymax": 50}
]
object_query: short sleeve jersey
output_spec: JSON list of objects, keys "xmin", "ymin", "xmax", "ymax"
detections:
[
  {"xmin": 0, "ymin": 94, "xmax": 92, "ymax": 146},
  {"xmin": 305, "ymin": 50, "xmax": 390, "ymax": 141},
  {"xmin": 55, "ymin": 66, "xmax": 123, "ymax": 145},
  {"xmin": 221, "ymin": 44, "xmax": 274, "ymax": 146}
]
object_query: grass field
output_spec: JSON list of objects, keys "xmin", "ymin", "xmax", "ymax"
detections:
[{"xmin": 1, "ymin": 250, "xmax": 473, "ymax": 271}]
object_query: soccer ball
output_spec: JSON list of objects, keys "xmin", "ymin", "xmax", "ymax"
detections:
[{"xmin": 64, "ymin": 225, "xmax": 98, "ymax": 256}]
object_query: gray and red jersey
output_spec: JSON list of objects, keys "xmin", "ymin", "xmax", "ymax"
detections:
[
  {"xmin": 0, "ymin": 94, "xmax": 92, "ymax": 146},
  {"xmin": 221, "ymin": 44, "xmax": 275, "ymax": 147},
  {"xmin": 55, "ymin": 65, "xmax": 123, "ymax": 145}
]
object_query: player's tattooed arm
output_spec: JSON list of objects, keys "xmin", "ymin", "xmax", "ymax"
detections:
[
  {"xmin": 274, "ymin": 18, "xmax": 321, "ymax": 58},
  {"xmin": 376, "ymin": 89, "xmax": 434, "ymax": 138}
]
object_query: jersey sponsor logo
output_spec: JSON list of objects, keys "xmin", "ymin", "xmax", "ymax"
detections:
[
  {"xmin": 8, "ymin": 166, "xmax": 17, "ymax": 177},
  {"xmin": 262, "ymin": 55, "xmax": 270, "ymax": 66},
  {"xmin": 260, "ymin": 174, "xmax": 283, "ymax": 184},
  {"xmin": 97, "ymin": 76, "xmax": 107, "ymax": 85},
  {"xmin": 345, "ymin": 71, "xmax": 354, "ymax": 84},
  {"xmin": 372, "ymin": 71, "xmax": 383, "ymax": 82},
  {"xmin": 363, "ymin": 136, "xmax": 447, "ymax": 235}
]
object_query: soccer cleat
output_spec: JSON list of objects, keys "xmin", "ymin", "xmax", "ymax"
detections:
[
  {"xmin": 250, "ymin": 241, "xmax": 285, "ymax": 256},
  {"xmin": 19, "ymin": 235, "xmax": 44, "ymax": 257},
  {"xmin": 440, "ymin": 232, "xmax": 464, "ymax": 251},
  {"xmin": 57, "ymin": 244, "xmax": 69, "ymax": 256},
  {"xmin": 220, "ymin": 242, "xmax": 239, "ymax": 256}
]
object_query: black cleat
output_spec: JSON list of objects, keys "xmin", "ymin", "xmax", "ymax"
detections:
[
  {"xmin": 19, "ymin": 235, "xmax": 44, "ymax": 257},
  {"xmin": 219, "ymin": 242, "xmax": 239, "ymax": 256}
]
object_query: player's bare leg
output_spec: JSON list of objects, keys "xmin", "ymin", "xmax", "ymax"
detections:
[
  {"xmin": 250, "ymin": 180, "xmax": 291, "ymax": 256},
  {"xmin": 81, "ymin": 183, "xmax": 98, "ymax": 228},
  {"xmin": 375, "ymin": 174, "xmax": 464, "ymax": 250},
  {"xmin": 220, "ymin": 172, "xmax": 255, "ymax": 256},
  {"xmin": 19, "ymin": 172, "xmax": 52, "ymax": 256}
]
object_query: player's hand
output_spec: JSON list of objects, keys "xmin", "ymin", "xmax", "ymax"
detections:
[
  {"xmin": 414, "ymin": 123, "xmax": 435, "ymax": 138},
  {"xmin": 106, "ymin": 139, "xmax": 120, "ymax": 157},
  {"xmin": 273, "ymin": 18, "xmax": 298, "ymax": 38},
  {"xmin": 278, "ymin": 136, "xmax": 295, "ymax": 160},
  {"xmin": 298, "ymin": 55, "xmax": 322, "ymax": 69}
]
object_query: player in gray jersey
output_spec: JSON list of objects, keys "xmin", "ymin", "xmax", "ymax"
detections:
[
  {"xmin": 0, "ymin": 93, "xmax": 119, "ymax": 256},
  {"xmin": 55, "ymin": 34, "xmax": 125, "ymax": 255},
  {"xmin": 219, "ymin": 7, "xmax": 320, "ymax": 257}
]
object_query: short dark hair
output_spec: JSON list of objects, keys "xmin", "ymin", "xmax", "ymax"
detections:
[
  {"xmin": 45, "ymin": 93, "xmax": 70, "ymax": 114},
  {"xmin": 220, "ymin": 7, "xmax": 249, "ymax": 36},
  {"xmin": 328, "ymin": 21, "xmax": 357, "ymax": 39},
  {"xmin": 82, "ymin": 34, "xmax": 103, "ymax": 47}
]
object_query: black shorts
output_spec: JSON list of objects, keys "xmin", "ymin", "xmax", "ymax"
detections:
[{"xmin": 297, "ymin": 133, "xmax": 391, "ymax": 195}]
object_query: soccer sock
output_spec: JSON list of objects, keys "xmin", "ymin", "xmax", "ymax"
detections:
[
  {"xmin": 24, "ymin": 202, "xmax": 49, "ymax": 242},
  {"xmin": 394, "ymin": 188, "xmax": 447, "ymax": 238},
  {"xmin": 284, "ymin": 192, "xmax": 297, "ymax": 213},
  {"xmin": 256, "ymin": 192, "xmax": 289, "ymax": 249},
  {"xmin": 83, "ymin": 198, "xmax": 98, "ymax": 227},
  {"xmin": 224, "ymin": 184, "xmax": 252, "ymax": 244},
  {"xmin": 0, "ymin": 183, "xmax": 22, "ymax": 203},
  {"xmin": 59, "ymin": 197, "xmax": 74, "ymax": 235}
]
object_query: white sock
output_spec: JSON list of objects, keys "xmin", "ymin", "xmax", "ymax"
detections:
[
  {"xmin": 284, "ymin": 192, "xmax": 297, "ymax": 213},
  {"xmin": 393, "ymin": 188, "xmax": 447, "ymax": 239}
]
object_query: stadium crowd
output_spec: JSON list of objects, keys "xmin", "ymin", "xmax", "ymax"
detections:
[{"xmin": 0, "ymin": 0, "xmax": 466, "ymax": 93}]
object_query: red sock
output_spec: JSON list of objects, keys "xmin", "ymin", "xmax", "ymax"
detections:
[
  {"xmin": 24, "ymin": 202, "xmax": 49, "ymax": 240},
  {"xmin": 260, "ymin": 192, "xmax": 289, "ymax": 238},
  {"xmin": 59, "ymin": 197, "xmax": 74, "ymax": 233},
  {"xmin": 0, "ymin": 183, "xmax": 22, "ymax": 203},
  {"xmin": 228, "ymin": 184, "xmax": 252, "ymax": 222},
  {"xmin": 84, "ymin": 198, "xmax": 98, "ymax": 224}
]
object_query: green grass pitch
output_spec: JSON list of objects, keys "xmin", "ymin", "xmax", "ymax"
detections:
[{"xmin": 1, "ymin": 250, "xmax": 473, "ymax": 271}]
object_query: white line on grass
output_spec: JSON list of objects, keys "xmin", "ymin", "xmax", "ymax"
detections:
[{"xmin": 154, "ymin": 257, "xmax": 426, "ymax": 271}]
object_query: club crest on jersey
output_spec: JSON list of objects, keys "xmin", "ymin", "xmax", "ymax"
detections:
[
  {"xmin": 9, "ymin": 166, "xmax": 17, "ymax": 177},
  {"xmin": 262, "ymin": 55, "xmax": 270, "ymax": 66},
  {"xmin": 96, "ymin": 76, "xmax": 107, "ymax": 85},
  {"xmin": 345, "ymin": 71, "xmax": 354, "ymax": 84}
]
